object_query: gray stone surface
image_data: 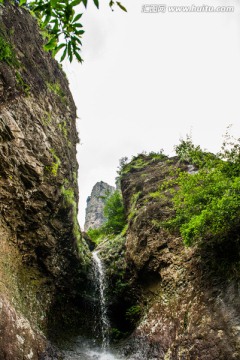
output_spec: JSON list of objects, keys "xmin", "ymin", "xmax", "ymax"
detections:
[{"xmin": 84, "ymin": 181, "xmax": 115, "ymax": 231}]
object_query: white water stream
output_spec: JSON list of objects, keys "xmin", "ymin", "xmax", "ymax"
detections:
[
  {"xmin": 92, "ymin": 251, "xmax": 111, "ymax": 351},
  {"xmin": 62, "ymin": 251, "xmax": 122, "ymax": 360}
]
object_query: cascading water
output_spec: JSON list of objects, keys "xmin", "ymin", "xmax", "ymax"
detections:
[
  {"xmin": 62, "ymin": 250, "xmax": 122, "ymax": 360},
  {"xmin": 92, "ymin": 251, "xmax": 110, "ymax": 350}
]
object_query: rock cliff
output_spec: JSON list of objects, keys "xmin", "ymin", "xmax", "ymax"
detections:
[
  {"xmin": 119, "ymin": 154, "xmax": 240, "ymax": 359},
  {"xmin": 84, "ymin": 181, "xmax": 115, "ymax": 231},
  {"xmin": 0, "ymin": 3, "xmax": 90, "ymax": 358}
]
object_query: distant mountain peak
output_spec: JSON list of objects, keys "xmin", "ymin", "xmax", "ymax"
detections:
[{"xmin": 84, "ymin": 181, "xmax": 115, "ymax": 231}]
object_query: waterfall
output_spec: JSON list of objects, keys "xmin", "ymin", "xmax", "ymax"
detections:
[
  {"xmin": 92, "ymin": 250, "xmax": 110, "ymax": 350},
  {"xmin": 62, "ymin": 251, "xmax": 122, "ymax": 359}
]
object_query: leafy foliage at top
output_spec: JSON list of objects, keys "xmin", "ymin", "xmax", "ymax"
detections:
[
  {"xmin": 166, "ymin": 130, "xmax": 240, "ymax": 247},
  {"xmin": 9, "ymin": 0, "xmax": 127, "ymax": 62},
  {"xmin": 174, "ymin": 134, "xmax": 218, "ymax": 169}
]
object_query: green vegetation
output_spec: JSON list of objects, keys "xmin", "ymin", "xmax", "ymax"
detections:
[
  {"xmin": 13, "ymin": 0, "xmax": 126, "ymax": 63},
  {"xmin": 0, "ymin": 32, "xmax": 31, "ymax": 96},
  {"xmin": 99, "ymin": 234, "xmax": 126, "ymax": 279},
  {"xmin": 0, "ymin": 34, "xmax": 15, "ymax": 65},
  {"xmin": 118, "ymin": 151, "xmax": 167, "ymax": 178},
  {"xmin": 42, "ymin": 111, "xmax": 52, "ymax": 126},
  {"xmin": 87, "ymin": 190, "xmax": 126, "ymax": 243},
  {"xmin": 47, "ymin": 81, "xmax": 66, "ymax": 103},
  {"xmin": 164, "ymin": 131, "xmax": 240, "ymax": 247},
  {"xmin": 61, "ymin": 185, "xmax": 91, "ymax": 265},
  {"xmin": 87, "ymin": 227, "xmax": 104, "ymax": 244},
  {"xmin": 45, "ymin": 148, "xmax": 61, "ymax": 176},
  {"xmin": 125, "ymin": 305, "xmax": 142, "ymax": 325},
  {"xmin": 103, "ymin": 190, "xmax": 126, "ymax": 235},
  {"xmin": 15, "ymin": 71, "xmax": 30, "ymax": 95},
  {"xmin": 58, "ymin": 120, "xmax": 68, "ymax": 138},
  {"xmin": 128, "ymin": 191, "xmax": 141, "ymax": 221}
]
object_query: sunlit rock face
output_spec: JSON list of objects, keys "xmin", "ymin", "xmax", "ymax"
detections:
[
  {"xmin": 84, "ymin": 181, "xmax": 115, "ymax": 231},
  {"xmin": 120, "ymin": 155, "xmax": 240, "ymax": 360},
  {"xmin": 0, "ymin": 2, "xmax": 90, "ymax": 357}
]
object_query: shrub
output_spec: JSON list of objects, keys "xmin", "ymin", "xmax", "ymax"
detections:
[
  {"xmin": 102, "ymin": 190, "xmax": 126, "ymax": 235},
  {"xmin": 86, "ymin": 227, "xmax": 105, "ymax": 244},
  {"xmin": 166, "ymin": 133, "xmax": 240, "ymax": 246}
]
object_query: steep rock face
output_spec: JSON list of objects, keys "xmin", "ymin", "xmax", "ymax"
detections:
[
  {"xmin": 121, "ymin": 155, "xmax": 240, "ymax": 360},
  {"xmin": 0, "ymin": 3, "xmax": 90, "ymax": 358},
  {"xmin": 84, "ymin": 181, "xmax": 115, "ymax": 231}
]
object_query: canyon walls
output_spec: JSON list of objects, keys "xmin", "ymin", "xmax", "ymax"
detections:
[{"xmin": 0, "ymin": 3, "xmax": 90, "ymax": 358}]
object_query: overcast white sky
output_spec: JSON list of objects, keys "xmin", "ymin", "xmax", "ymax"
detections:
[{"xmin": 63, "ymin": 0, "xmax": 240, "ymax": 228}]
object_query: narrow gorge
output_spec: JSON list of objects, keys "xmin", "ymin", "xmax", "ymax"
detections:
[{"xmin": 0, "ymin": 3, "xmax": 240, "ymax": 360}]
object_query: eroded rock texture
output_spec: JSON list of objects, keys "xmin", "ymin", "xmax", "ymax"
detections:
[
  {"xmin": 84, "ymin": 181, "xmax": 115, "ymax": 231},
  {"xmin": 121, "ymin": 155, "xmax": 240, "ymax": 360},
  {"xmin": 0, "ymin": 3, "xmax": 90, "ymax": 358}
]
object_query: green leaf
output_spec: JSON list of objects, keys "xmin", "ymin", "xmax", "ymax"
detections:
[
  {"xmin": 74, "ymin": 29, "xmax": 84, "ymax": 34},
  {"xmin": 50, "ymin": 0, "xmax": 58, "ymax": 7},
  {"xmin": 73, "ymin": 13, "xmax": 83, "ymax": 22},
  {"xmin": 65, "ymin": 4, "xmax": 75, "ymax": 21},
  {"xmin": 19, "ymin": 0, "xmax": 27, "ymax": 6},
  {"xmin": 109, "ymin": 0, "xmax": 114, "ymax": 7},
  {"xmin": 43, "ymin": 13, "xmax": 52, "ymax": 27},
  {"xmin": 33, "ymin": 3, "xmax": 49, "ymax": 12},
  {"xmin": 44, "ymin": 36, "xmax": 58, "ymax": 51},
  {"xmin": 60, "ymin": 46, "xmax": 67, "ymax": 61},
  {"xmin": 50, "ymin": 19, "xmax": 59, "ymax": 32},
  {"xmin": 71, "ymin": 0, "xmax": 81, "ymax": 6},
  {"xmin": 93, "ymin": 0, "xmax": 99, "ymax": 8},
  {"xmin": 75, "ymin": 30, "xmax": 83, "ymax": 37},
  {"xmin": 67, "ymin": 42, "xmax": 73, "ymax": 62},
  {"xmin": 72, "ymin": 36, "xmax": 82, "ymax": 45},
  {"xmin": 116, "ymin": 1, "xmax": 127, "ymax": 12},
  {"xmin": 74, "ymin": 49, "xmax": 83, "ymax": 63},
  {"xmin": 81, "ymin": 0, "xmax": 88, "ymax": 8},
  {"xmin": 52, "ymin": 43, "xmax": 65, "ymax": 56}
]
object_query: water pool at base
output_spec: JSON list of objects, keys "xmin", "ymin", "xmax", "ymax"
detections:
[{"xmin": 61, "ymin": 336, "xmax": 124, "ymax": 360}]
